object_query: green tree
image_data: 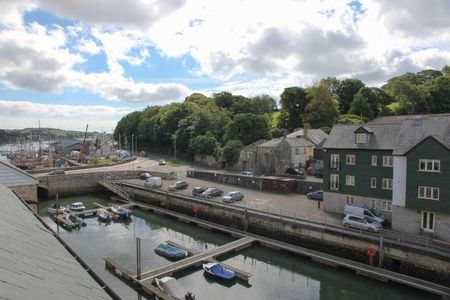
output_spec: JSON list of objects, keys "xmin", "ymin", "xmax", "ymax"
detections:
[
  {"xmin": 353, "ymin": 87, "xmax": 379, "ymax": 118},
  {"xmin": 184, "ymin": 93, "xmax": 213, "ymax": 106},
  {"xmin": 225, "ymin": 113, "xmax": 271, "ymax": 145},
  {"xmin": 349, "ymin": 94, "xmax": 373, "ymax": 120},
  {"xmin": 428, "ymin": 76, "xmax": 450, "ymax": 113},
  {"xmin": 222, "ymin": 140, "xmax": 244, "ymax": 166},
  {"xmin": 213, "ymin": 92, "xmax": 235, "ymax": 109},
  {"xmin": 276, "ymin": 109, "xmax": 289, "ymax": 129},
  {"xmin": 442, "ymin": 65, "xmax": 450, "ymax": 76},
  {"xmin": 114, "ymin": 111, "xmax": 142, "ymax": 147},
  {"xmin": 303, "ymin": 85, "xmax": 339, "ymax": 128},
  {"xmin": 383, "ymin": 78, "xmax": 429, "ymax": 114},
  {"xmin": 280, "ymin": 87, "xmax": 308, "ymax": 131},
  {"xmin": 336, "ymin": 114, "xmax": 365, "ymax": 124},
  {"xmin": 335, "ymin": 78, "xmax": 365, "ymax": 114},
  {"xmin": 191, "ymin": 132, "xmax": 218, "ymax": 157}
]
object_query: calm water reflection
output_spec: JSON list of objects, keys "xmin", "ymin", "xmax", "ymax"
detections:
[{"xmin": 39, "ymin": 194, "xmax": 437, "ymax": 300}]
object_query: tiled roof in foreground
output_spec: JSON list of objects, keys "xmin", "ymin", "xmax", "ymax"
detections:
[{"xmin": 0, "ymin": 184, "xmax": 111, "ymax": 300}]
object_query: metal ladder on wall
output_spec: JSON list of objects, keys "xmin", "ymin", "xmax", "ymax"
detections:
[{"xmin": 97, "ymin": 179, "xmax": 134, "ymax": 202}]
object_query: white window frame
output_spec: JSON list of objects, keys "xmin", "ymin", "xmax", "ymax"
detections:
[
  {"xmin": 382, "ymin": 178, "xmax": 392, "ymax": 190},
  {"xmin": 330, "ymin": 174, "xmax": 339, "ymax": 191},
  {"xmin": 382, "ymin": 200, "xmax": 392, "ymax": 212},
  {"xmin": 356, "ymin": 133, "xmax": 367, "ymax": 144},
  {"xmin": 383, "ymin": 156, "xmax": 393, "ymax": 167},
  {"xmin": 419, "ymin": 159, "xmax": 440, "ymax": 172},
  {"xmin": 240, "ymin": 151, "xmax": 245, "ymax": 158},
  {"xmin": 371, "ymin": 199, "xmax": 376, "ymax": 209},
  {"xmin": 370, "ymin": 177, "xmax": 377, "ymax": 188},
  {"xmin": 345, "ymin": 195, "xmax": 355, "ymax": 205},
  {"xmin": 330, "ymin": 154, "xmax": 340, "ymax": 169},
  {"xmin": 371, "ymin": 155, "xmax": 377, "ymax": 166},
  {"xmin": 418, "ymin": 186, "xmax": 440, "ymax": 200},
  {"xmin": 345, "ymin": 175, "xmax": 355, "ymax": 186},
  {"xmin": 346, "ymin": 154, "xmax": 356, "ymax": 165},
  {"xmin": 421, "ymin": 211, "xmax": 435, "ymax": 233}
]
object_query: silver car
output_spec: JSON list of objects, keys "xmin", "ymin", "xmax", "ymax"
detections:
[
  {"xmin": 222, "ymin": 191, "xmax": 244, "ymax": 203},
  {"xmin": 343, "ymin": 214, "xmax": 382, "ymax": 232}
]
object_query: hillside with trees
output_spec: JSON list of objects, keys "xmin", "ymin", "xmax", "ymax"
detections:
[{"xmin": 114, "ymin": 66, "xmax": 450, "ymax": 164}]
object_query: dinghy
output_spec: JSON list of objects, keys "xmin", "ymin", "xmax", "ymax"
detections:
[
  {"xmin": 154, "ymin": 243, "xmax": 188, "ymax": 260},
  {"xmin": 202, "ymin": 262, "xmax": 236, "ymax": 280}
]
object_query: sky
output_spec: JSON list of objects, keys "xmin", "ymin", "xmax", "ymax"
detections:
[{"xmin": 1, "ymin": 0, "xmax": 450, "ymax": 132}]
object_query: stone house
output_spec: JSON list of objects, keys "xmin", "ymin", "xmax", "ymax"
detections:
[
  {"xmin": 323, "ymin": 114, "xmax": 450, "ymax": 240},
  {"xmin": 255, "ymin": 137, "xmax": 314, "ymax": 175}
]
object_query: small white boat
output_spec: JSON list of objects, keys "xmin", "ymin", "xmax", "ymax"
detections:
[
  {"xmin": 110, "ymin": 206, "xmax": 131, "ymax": 219},
  {"xmin": 64, "ymin": 213, "xmax": 85, "ymax": 227},
  {"xmin": 47, "ymin": 203, "xmax": 66, "ymax": 214},
  {"xmin": 202, "ymin": 262, "xmax": 236, "ymax": 280},
  {"xmin": 97, "ymin": 209, "xmax": 112, "ymax": 222},
  {"xmin": 66, "ymin": 202, "xmax": 86, "ymax": 212},
  {"xmin": 155, "ymin": 277, "xmax": 195, "ymax": 300}
]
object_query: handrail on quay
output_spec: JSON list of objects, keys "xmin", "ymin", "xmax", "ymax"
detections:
[{"xmin": 119, "ymin": 181, "xmax": 450, "ymax": 259}]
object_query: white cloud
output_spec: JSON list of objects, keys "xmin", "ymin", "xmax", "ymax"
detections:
[
  {"xmin": 0, "ymin": 0, "xmax": 35, "ymax": 27},
  {"xmin": 75, "ymin": 38, "xmax": 101, "ymax": 55},
  {"xmin": 0, "ymin": 99, "xmax": 132, "ymax": 118},
  {"xmin": 38, "ymin": 0, "xmax": 187, "ymax": 28}
]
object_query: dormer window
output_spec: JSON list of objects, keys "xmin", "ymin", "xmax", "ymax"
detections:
[{"xmin": 356, "ymin": 133, "xmax": 367, "ymax": 144}]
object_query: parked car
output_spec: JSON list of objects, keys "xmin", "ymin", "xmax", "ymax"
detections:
[
  {"xmin": 222, "ymin": 191, "xmax": 244, "ymax": 203},
  {"xmin": 192, "ymin": 186, "xmax": 208, "ymax": 197},
  {"xmin": 307, "ymin": 190, "xmax": 323, "ymax": 200},
  {"xmin": 159, "ymin": 159, "xmax": 166, "ymax": 166},
  {"xmin": 49, "ymin": 169, "xmax": 65, "ymax": 175},
  {"xmin": 144, "ymin": 177, "xmax": 163, "ymax": 188},
  {"xmin": 239, "ymin": 171, "xmax": 253, "ymax": 177},
  {"xmin": 343, "ymin": 214, "xmax": 382, "ymax": 232},
  {"xmin": 139, "ymin": 172, "xmax": 151, "ymax": 180},
  {"xmin": 200, "ymin": 187, "xmax": 224, "ymax": 199},
  {"xmin": 285, "ymin": 167, "xmax": 305, "ymax": 176},
  {"xmin": 344, "ymin": 204, "xmax": 385, "ymax": 224},
  {"xmin": 168, "ymin": 181, "xmax": 188, "ymax": 191}
]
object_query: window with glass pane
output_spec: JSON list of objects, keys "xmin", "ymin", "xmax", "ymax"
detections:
[{"xmin": 371, "ymin": 155, "xmax": 377, "ymax": 166}]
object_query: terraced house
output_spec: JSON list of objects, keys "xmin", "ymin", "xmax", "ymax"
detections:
[{"xmin": 323, "ymin": 114, "xmax": 450, "ymax": 241}]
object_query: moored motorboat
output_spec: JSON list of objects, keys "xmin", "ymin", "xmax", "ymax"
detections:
[
  {"xmin": 154, "ymin": 244, "xmax": 188, "ymax": 260},
  {"xmin": 64, "ymin": 213, "xmax": 85, "ymax": 227},
  {"xmin": 47, "ymin": 203, "xmax": 66, "ymax": 214},
  {"xmin": 110, "ymin": 205, "xmax": 131, "ymax": 219},
  {"xmin": 202, "ymin": 262, "xmax": 236, "ymax": 280},
  {"xmin": 97, "ymin": 209, "xmax": 112, "ymax": 222},
  {"xmin": 66, "ymin": 202, "xmax": 86, "ymax": 212},
  {"xmin": 155, "ymin": 277, "xmax": 195, "ymax": 300}
]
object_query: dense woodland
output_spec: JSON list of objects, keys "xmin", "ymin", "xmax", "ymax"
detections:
[{"xmin": 114, "ymin": 66, "xmax": 450, "ymax": 165}]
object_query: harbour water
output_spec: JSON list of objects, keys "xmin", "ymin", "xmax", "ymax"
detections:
[{"xmin": 39, "ymin": 194, "xmax": 438, "ymax": 300}]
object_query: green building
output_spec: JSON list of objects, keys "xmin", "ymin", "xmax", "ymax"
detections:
[{"xmin": 323, "ymin": 114, "xmax": 450, "ymax": 240}]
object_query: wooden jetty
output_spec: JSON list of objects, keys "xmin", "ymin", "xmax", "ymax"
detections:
[
  {"xmin": 52, "ymin": 203, "xmax": 135, "ymax": 228},
  {"xmin": 105, "ymin": 236, "xmax": 255, "ymax": 299}
]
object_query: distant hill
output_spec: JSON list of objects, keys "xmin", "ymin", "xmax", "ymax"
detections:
[{"xmin": 0, "ymin": 128, "xmax": 99, "ymax": 144}]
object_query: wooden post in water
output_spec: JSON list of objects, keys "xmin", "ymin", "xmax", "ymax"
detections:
[
  {"xmin": 136, "ymin": 237, "xmax": 141, "ymax": 280},
  {"xmin": 55, "ymin": 194, "xmax": 59, "ymax": 234}
]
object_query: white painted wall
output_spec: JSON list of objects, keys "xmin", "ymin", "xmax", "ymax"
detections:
[{"xmin": 393, "ymin": 156, "xmax": 407, "ymax": 207}]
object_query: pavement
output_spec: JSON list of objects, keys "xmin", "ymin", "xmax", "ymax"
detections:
[{"xmin": 60, "ymin": 155, "xmax": 342, "ymax": 227}]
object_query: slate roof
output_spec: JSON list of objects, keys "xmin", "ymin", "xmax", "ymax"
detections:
[
  {"xmin": 323, "ymin": 123, "xmax": 402, "ymax": 150},
  {"xmin": 258, "ymin": 138, "xmax": 285, "ymax": 148},
  {"xmin": 0, "ymin": 160, "xmax": 39, "ymax": 187},
  {"xmin": 287, "ymin": 128, "xmax": 328, "ymax": 145},
  {"xmin": 285, "ymin": 138, "xmax": 314, "ymax": 147},
  {"xmin": 393, "ymin": 115, "xmax": 450, "ymax": 155},
  {"xmin": 0, "ymin": 184, "xmax": 111, "ymax": 300},
  {"xmin": 324, "ymin": 114, "xmax": 450, "ymax": 154}
]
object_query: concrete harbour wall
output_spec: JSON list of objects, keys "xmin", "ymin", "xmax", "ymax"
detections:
[{"xmin": 125, "ymin": 185, "xmax": 450, "ymax": 286}]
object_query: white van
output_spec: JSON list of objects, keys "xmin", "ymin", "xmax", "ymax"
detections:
[
  {"xmin": 344, "ymin": 204, "xmax": 385, "ymax": 224},
  {"xmin": 144, "ymin": 177, "xmax": 163, "ymax": 189}
]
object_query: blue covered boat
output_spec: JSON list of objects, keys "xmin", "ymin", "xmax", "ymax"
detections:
[
  {"xmin": 154, "ymin": 244, "xmax": 188, "ymax": 260},
  {"xmin": 202, "ymin": 263, "xmax": 236, "ymax": 280}
]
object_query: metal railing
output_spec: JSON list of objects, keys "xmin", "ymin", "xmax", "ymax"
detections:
[{"xmin": 120, "ymin": 182, "xmax": 450, "ymax": 258}]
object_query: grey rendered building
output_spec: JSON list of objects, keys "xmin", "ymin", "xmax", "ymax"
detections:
[{"xmin": 323, "ymin": 114, "xmax": 450, "ymax": 240}]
